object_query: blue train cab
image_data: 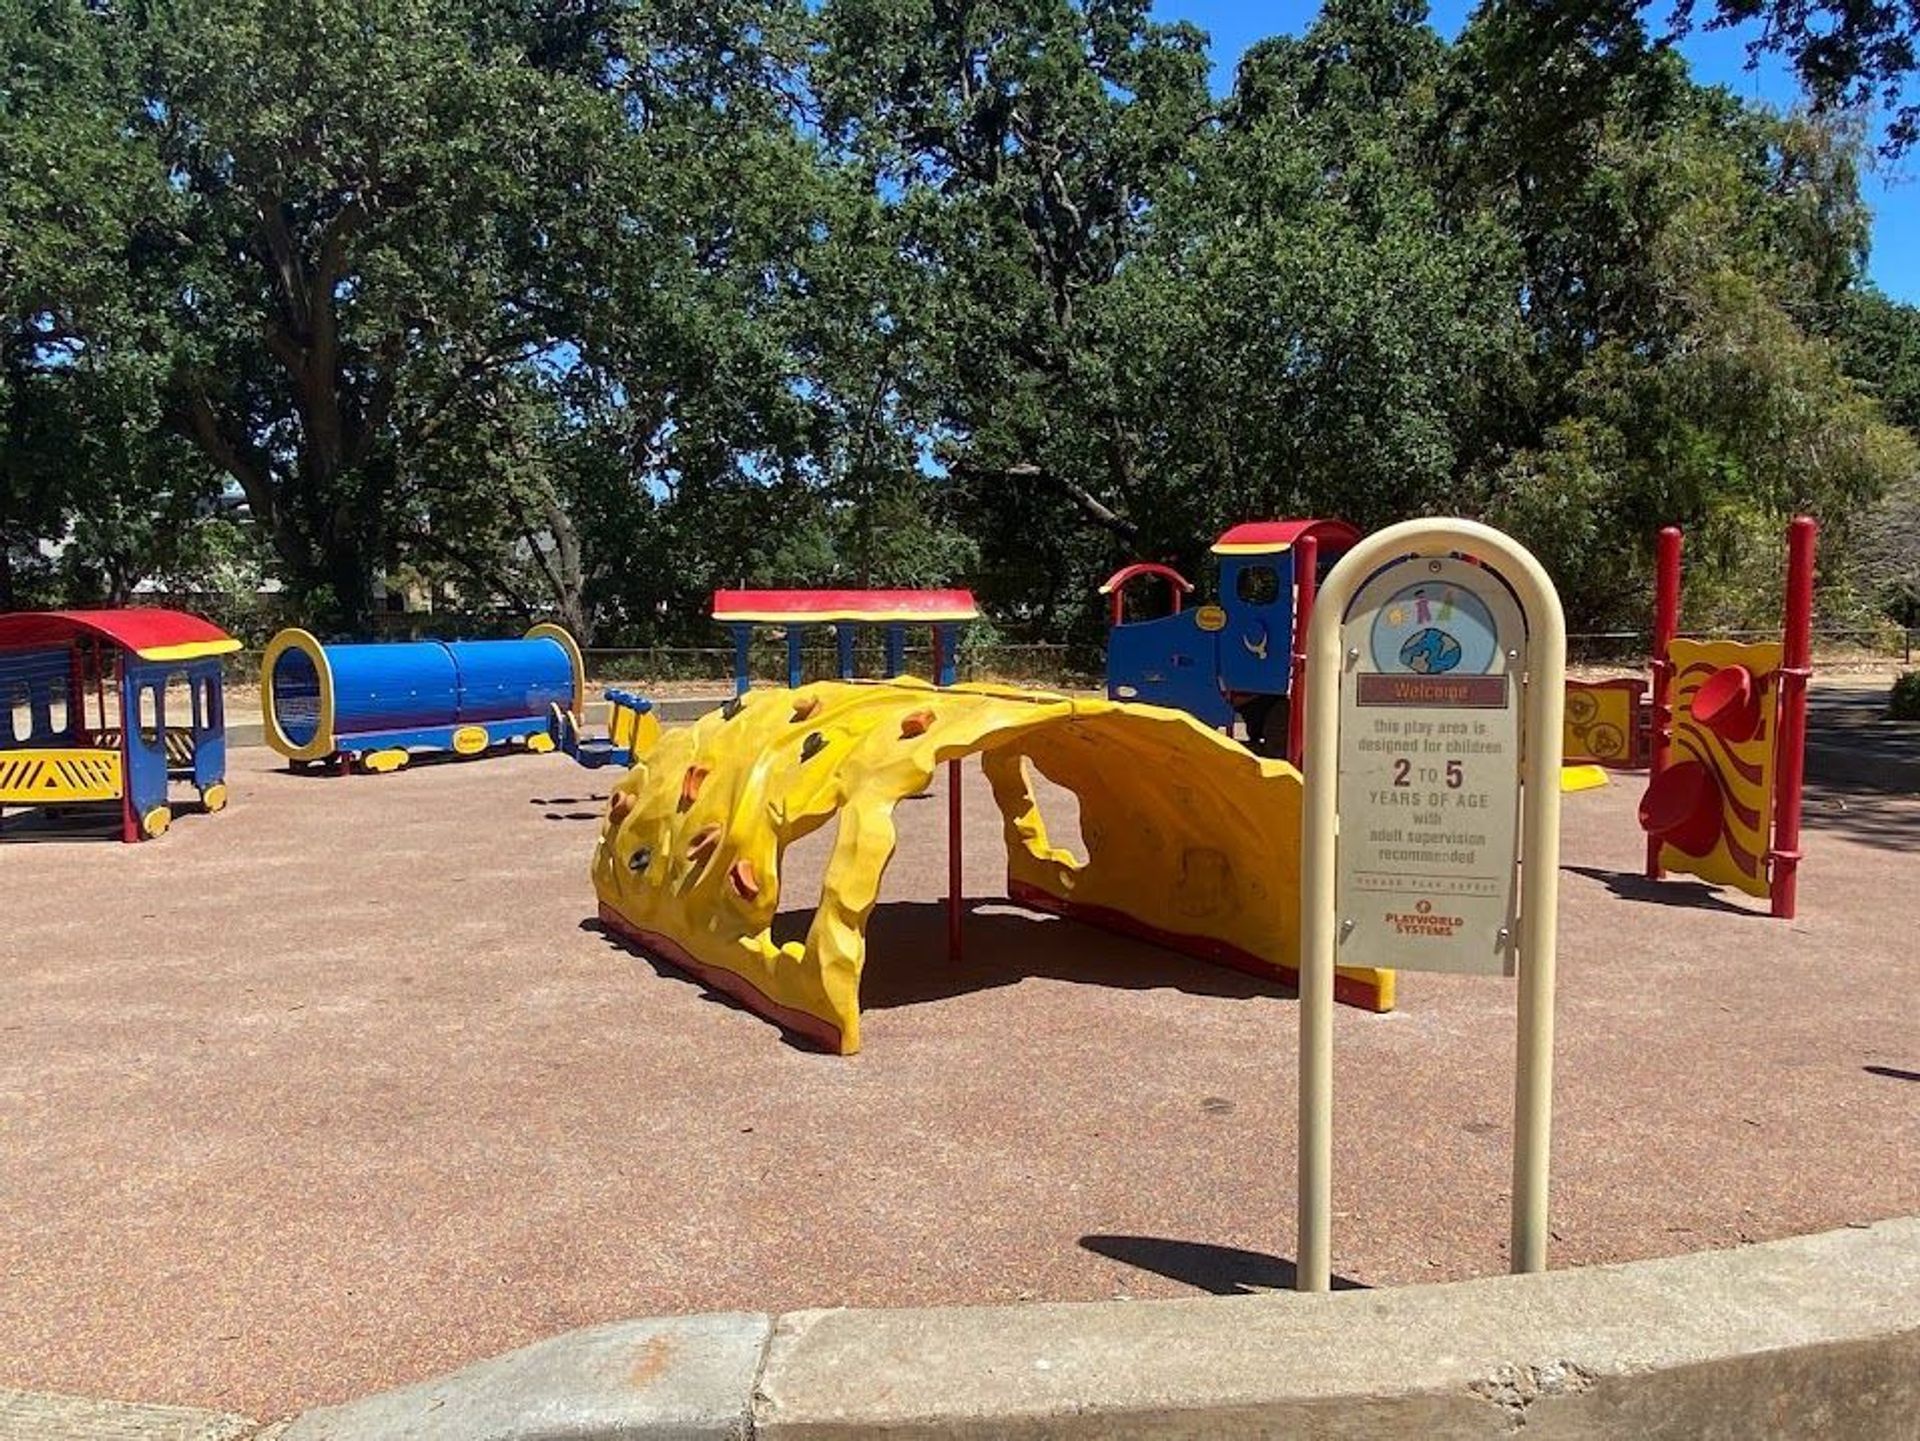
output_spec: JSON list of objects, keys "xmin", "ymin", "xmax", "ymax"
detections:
[{"xmin": 1101, "ymin": 519, "xmax": 1360, "ymax": 758}]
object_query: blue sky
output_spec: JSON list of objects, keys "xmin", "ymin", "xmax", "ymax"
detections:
[{"xmin": 1155, "ymin": 1, "xmax": 1919, "ymax": 302}]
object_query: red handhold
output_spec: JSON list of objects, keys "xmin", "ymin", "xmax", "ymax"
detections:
[
  {"xmin": 1638, "ymin": 761, "xmax": 1724, "ymax": 856},
  {"xmin": 900, "ymin": 709, "xmax": 935, "ymax": 738},
  {"xmin": 1692, "ymin": 665, "xmax": 1762, "ymax": 744}
]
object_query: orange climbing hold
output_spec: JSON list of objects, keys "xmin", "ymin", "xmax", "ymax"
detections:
[
  {"xmin": 900, "ymin": 709, "xmax": 935, "ymax": 738},
  {"xmin": 791, "ymin": 696, "xmax": 822, "ymax": 722},
  {"xmin": 679, "ymin": 764, "xmax": 711, "ymax": 811},
  {"xmin": 686, "ymin": 822, "xmax": 723, "ymax": 866},
  {"xmin": 728, "ymin": 858, "xmax": 761, "ymax": 901}
]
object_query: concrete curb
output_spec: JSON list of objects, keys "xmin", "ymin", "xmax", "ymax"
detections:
[
  {"xmin": 10, "ymin": 1219, "xmax": 1915, "ymax": 1439},
  {"xmin": 279, "ymin": 1314, "xmax": 771, "ymax": 1441},
  {"xmin": 0, "ymin": 1388, "xmax": 259, "ymax": 1440}
]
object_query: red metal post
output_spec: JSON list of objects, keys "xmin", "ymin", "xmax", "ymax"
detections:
[
  {"xmin": 947, "ymin": 758, "xmax": 964, "ymax": 961},
  {"xmin": 1646, "ymin": 526, "xmax": 1683, "ymax": 879},
  {"xmin": 1770, "ymin": 517, "xmax": 1817, "ymax": 920},
  {"xmin": 1288, "ymin": 535, "xmax": 1318, "ymax": 769}
]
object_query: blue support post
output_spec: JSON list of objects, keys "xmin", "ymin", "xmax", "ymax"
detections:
[
  {"xmin": 933, "ymin": 624, "xmax": 957, "ymax": 686},
  {"xmin": 731, "ymin": 625, "xmax": 752, "ymax": 697},
  {"xmin": 836, "ymin": 625, "xmax": 856, "ymax": 680},
  {"xmin": 786, "ymin": 625, "xmax": 806, "ymax": 690},
  {"xmin": 884, "ymin": 625, "xmax": 905, "ymax": 679}
]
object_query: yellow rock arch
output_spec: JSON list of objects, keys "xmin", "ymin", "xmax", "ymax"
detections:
[{"xmin": 592, "ymin": 679, "xmax": 1393, "ymax": 1053}]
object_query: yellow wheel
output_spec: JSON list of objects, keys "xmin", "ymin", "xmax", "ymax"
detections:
[
  {"xmin": 201, "ymin": 783, "xmax": 228, "ymax": 813},
  {"xmin": 526, "ymin": 732, "xmax": 556, "ymax": 754},
  {"xmin": 141, "ymin": 805, "xmax": 172, "ymax": 839},
  {"xmin": 362, "ymin": 749, "xmax": 410, "ymax": 774}
]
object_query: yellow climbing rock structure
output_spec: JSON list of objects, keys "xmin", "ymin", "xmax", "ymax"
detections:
[{"xmin": 592, "ymin": 679, "xmax": 1394, "ymax": 1054}]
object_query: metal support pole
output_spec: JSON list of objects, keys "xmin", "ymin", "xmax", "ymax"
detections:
[
  {"xmin": 1770, "ymin": 517, "xmax": 1817, "ymax": 920},
  {"xmin": 1646, "ymin": 527, "xmax": 1683, "ymax": 880},
  {"xmin": 786, "ymin": 626, "xmax": 805, "ymax": 691},
  {"xmin": 933, "ymin": 625, "xmax": 957, "ymax": 687},
  {"xmin": 731, "ymin": 626, "xmax": 752, "ymax": 698},
  {"xmin": 947, "ymin": 758, "xmax": 963, "ymax": 960},
  {"xmin": 836, "ymin": 625, "xmax": 856, "ymax": 681},
  {"xmin": 884, "ymin": 625, "xmax": 905, "ymax": 679}
]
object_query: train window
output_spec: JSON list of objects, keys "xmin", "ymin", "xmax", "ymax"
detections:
[{"xmin": 1236, "ymin": 564, "xmax": 1281, "ymax": 607}]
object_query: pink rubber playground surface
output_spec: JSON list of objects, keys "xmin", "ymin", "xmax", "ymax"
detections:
[{"xmin": 1, "ymin": 744, "xmax": 1915, "ymax": 1419}]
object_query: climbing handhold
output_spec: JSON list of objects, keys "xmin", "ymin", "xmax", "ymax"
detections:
[
  {"xmin": 728, "ymin": 858, "xmax": 761, "ymax": 900},
  {"xmin": 679, "ymin": 764, "xmax": 711, "ymax": 811},
  {"xmin": 686, "ymin": 822, "xmax": 723, "ymax": 866},
  {"xmin": 628, "ymin": 845, "xmax": 653, "ymax": 872},
  {"xmin": 791, "ymin": 695, "xmax": 822, "ymax": 722},
  {"xmin": 722, "ymin": 697, "xmax": 745, "ymax": 721},
  {"xmin": 800, "ymin": 730, "xmax": 827, "ymax": 761},
  {"xmin": 900, "ymin": 709, "xmax": 935, "ymax": 738},
  {"xmin": 609, "ymin": 791, "xmax": 637, "ymax": 823}
]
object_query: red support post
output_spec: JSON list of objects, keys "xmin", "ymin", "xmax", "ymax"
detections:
[
  {"xmin": 1288, "ymin": 535, "xmax": 1318, "ymax": 769},
  {"xmin": 947, "ymin": 758, "xmax": 964, "ymax": 961},
  {"xmin": 1646, "ymin": 527, "xmax": 1683, "ymax": 879},
  {"xmin": 1770, "ymin": 517, "xmax": 1817, "ymax": 920}
]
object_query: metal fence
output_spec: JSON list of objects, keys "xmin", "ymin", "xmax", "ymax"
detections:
[{"xmin": 215, "ymin": 628, "xmax": 1915, "ymax": 691}]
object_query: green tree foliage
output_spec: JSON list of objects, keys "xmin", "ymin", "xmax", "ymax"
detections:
[{"xmin": 6, "ymin": 0, "xmax": 1920, "ymax": 644}]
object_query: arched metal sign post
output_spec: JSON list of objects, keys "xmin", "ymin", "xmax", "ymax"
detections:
[{"xmin": 1297, "ymin": 518, "xmax": 1565, "ymax": 1292}]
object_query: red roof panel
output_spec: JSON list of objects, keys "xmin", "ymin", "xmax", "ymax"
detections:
[
  {"xmin": 1211, "ymin": 518, "xmax": 1361, "ymax": 555},
  {"xmin": 712, "ymin": 589, "xmax": 980, "ymax": 623},
  {"xmin": 0, "ymin": 608, "xmax": 240, "ymax": 661}
]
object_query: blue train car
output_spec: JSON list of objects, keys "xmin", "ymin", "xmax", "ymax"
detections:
[
  {"xmin": 261, "ymin": 625, "xmax": 585, "ymax": 773},
  {"xmin": 1102, "ymin": 519, "xmax": 1359, "ymax": 758},
  {"xmin": 0, "ymin": 608, "xmax": 237, "ymax": 841}
]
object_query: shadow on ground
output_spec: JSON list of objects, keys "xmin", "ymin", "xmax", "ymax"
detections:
[
  {"xmin": 1079, "ymin": 1235, "xmax": 1367, "ymax": 1295},
  {"xmin": 583, "ymin": 898, "xmax": 1291, "ymax": 1050},
  {"xmin": 1561, "ymin": 865, "xmax": 1761, "ymax": 916}
]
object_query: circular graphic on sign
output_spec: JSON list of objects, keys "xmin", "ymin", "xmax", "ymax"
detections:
[
  {"xmin": 1397, "ymin": 627, "xmax": 1463, "ymax": 674},
  {"xmin": 1370, "ymin": 580, "xmax": 1502, "ymax": 675},
  {"xmin": 1566, "ymin": 689, "xmax": 1599, "ymax": 726}
]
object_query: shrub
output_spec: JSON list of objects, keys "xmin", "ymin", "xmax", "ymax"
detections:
[{"xmin": 1891, "ymin": 671, "xmax": 1920, "ymax": 721}]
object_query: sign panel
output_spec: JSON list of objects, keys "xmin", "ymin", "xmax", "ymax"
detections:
[{"xmin": 1334, "ymin": 555, "xmax": 1525, "ymax": 975}]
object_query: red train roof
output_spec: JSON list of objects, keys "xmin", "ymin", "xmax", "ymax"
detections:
[
  {"xmin": 1211, "ymin": 519, "xmax": 1361, "ymax": 556},
  {"xmin": 0, "ymin": 608, "xmax": 240, "ymax": 661},
  {"xmin": 712, "ymin": 589, "xmax": 980, "ymax": 624}
]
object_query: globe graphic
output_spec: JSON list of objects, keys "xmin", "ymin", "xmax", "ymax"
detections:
[{"xmin": 1398, "ymin": 627, "xmax": 1463, "ymax": 675}]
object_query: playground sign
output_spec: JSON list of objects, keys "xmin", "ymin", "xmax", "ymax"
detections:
[
  {"xmin": 1296, "ymin": 519, "xmax": 1565, "ymax": 1294},
  {"xmin": 1334, "ymin": 556, "xmax": 1525, "ymax": 976}
]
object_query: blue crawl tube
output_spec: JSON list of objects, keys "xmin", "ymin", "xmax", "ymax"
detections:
[{"xmin": 262, "ymin": 625, "xmax": 585, "ymax": 765}]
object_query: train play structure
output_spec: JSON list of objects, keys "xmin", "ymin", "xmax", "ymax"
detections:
[
  {"xmin": 1101, "ymin": 519, "xmax": 1357, "ymax": 760},
  {"xmin": 260, "ymin": 624, "xmax": 585, "ymax": 773},
  {"xmin": 0, "ymin": 609, "xmax": 238, "ymax": 841}
]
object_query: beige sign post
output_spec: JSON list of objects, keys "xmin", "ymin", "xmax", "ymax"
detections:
[{"xmin": 1297, "ymin": 518, "xmax": 1565, "ymax": 1292}]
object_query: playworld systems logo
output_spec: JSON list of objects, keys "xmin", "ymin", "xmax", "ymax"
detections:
[{"xmin": 1384, "ymin": 898, "xmax": 1463, "ymax": 938}]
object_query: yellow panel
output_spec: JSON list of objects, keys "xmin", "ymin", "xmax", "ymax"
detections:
[
  {"xmin": 0, "ymin": 749, "xmax": 124, "ymax": 803},
  {"xmin": 1560, "ymin": 764, "xmax": 1609, "ymax": 792},
  {"xmin": 1661, "ymin": 639, "xmax": 1783, "ymax": 899},
  {"xmin": 1563, "ymin": 680, "xmax": 1641, "ymax": 767},
  {"xmin": 591, "ymin": 679, "xmax": 1391, "ymax": 1055}
]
